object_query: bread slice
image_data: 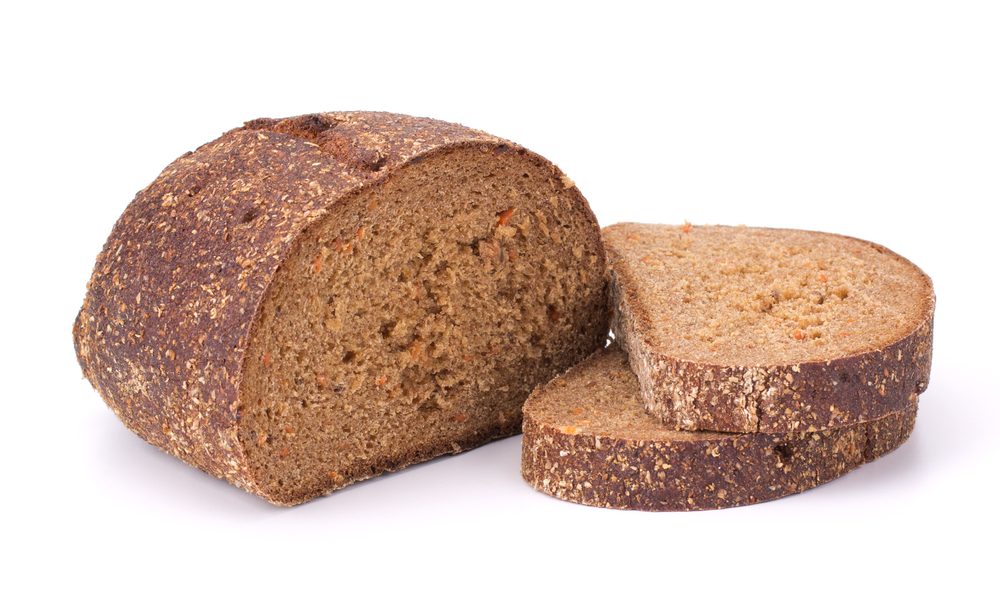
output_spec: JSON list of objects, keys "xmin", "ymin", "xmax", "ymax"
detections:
[
  {"xmin": 521, "ymin": 344, "xmax": 917, "ymax": 511},
  {"xmin": 74, "ymin": 112, "xmax": 610, "ymax": 505},
  {"xmin": 603, "ymin": 223, "xmax": 934, "ymax": 433}
]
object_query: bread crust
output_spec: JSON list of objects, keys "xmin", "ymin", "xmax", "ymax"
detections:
[
  {"xmin": 605, "ymin": 223, "xmax": 935, "ymax": 433},
  {"xmin": 520, "ymin": 345, "xmax": 918, "ymax": 511},
  {"xmin": 73, "ymin": 112, "xmax": 605, "ymax": 502}
]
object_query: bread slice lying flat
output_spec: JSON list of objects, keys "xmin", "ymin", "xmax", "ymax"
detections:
[
  {"xmin": 521, "ymin": 344, "xmax": 917, "ymax": 511},
  {"xmin": 74, "ymin": 112, "xmax": 610, "ymax": 505},
  {"xmin": 603, "ymin": 223, "xmax": 934, "ymax": 434}
]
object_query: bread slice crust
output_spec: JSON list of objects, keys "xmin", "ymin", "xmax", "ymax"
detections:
[
  {"xmin": 521, "ymin": 345, "xmax": 918, "ymax": 511},
  {"xmin": 74, "ymin": 112, "xmax": 609, "ymax": 505},
  {"xmin": 604, "ymin": 223, "xmax": 934, "ymax": 433}
]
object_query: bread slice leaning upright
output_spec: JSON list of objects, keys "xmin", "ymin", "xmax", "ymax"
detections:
[
  {"xmin": 74, "ymin": 112, "xmax": 610, "ymax": 505},
  {"xmin": 521, "ymin": 344, "xmax": 918, "ymax": 511},
  {"xmin": 603, "ymin": 223, "xmax": 934, "ymax": 434}
]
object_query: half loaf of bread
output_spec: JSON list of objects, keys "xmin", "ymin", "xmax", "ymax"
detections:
[
  {"xmin": 74, "ymin": 112, "xmax": 610, "ymax": 505},
  {"xmin": 604, "ymin": 223, "xmax": 934, "ymax": 433},
  {"xmin": 521, "ymin": 344, "xmax": 917, "ymax": 511}
]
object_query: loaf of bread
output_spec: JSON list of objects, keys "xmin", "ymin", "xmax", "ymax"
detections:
[
  {"xmin": 521, "ymin": 344, "xmax": 917, "ymax": 511},
  {"xmin": 603, "ymin": 223, "xmax": 934, "ymax": 433},
  {"xmin": 74, "ymin": 112, "xmax": 610, "ymax": 505}
]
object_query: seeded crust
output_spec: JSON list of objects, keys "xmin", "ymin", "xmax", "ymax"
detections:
[
  {"xmin": 521, "ymin": 344, "xmax": 917, "ymax": 511},
  {"xmin": 604, "ymin": 223, "xmax": 934, "ymax": 433},
  {"xmin": 73, "ymin": 112, "xmax": 609, "ymax": 505}
]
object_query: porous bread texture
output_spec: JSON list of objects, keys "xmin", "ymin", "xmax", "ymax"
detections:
[
  {"xmin": 521, "ymin": 344, "xmax": 917, "ymax": 511},
  {"xmin": 74, "ymin": 111, "xmax": 609, "ymax": 506},
  {"xmin": 604, "ymin": 223, "xmax": 934, "ymax": 434},
  {"xmin": 240, "ymin": 148, "xmax": 609, "ymax": 502}
]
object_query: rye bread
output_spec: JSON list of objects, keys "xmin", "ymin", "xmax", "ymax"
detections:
[
  {"xmin": 604, "ymin": 223, "xmax": 934, "ymax": 434},
  {"xmin": 521, "ymin": 344, "xmax": 918, "ymax": 511},
  {"xmin": 74, "ymin": 111, "xmax": 610, "ymax": 506}
]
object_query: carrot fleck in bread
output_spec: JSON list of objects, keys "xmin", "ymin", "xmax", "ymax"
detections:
[
  {"xmin": 603, "ymin": 223, "xmax": 934, "ymax": 433},
  {"xmin": 521, "ymin": 344, "xmax": 917, "ymax": 511},
  {"xmin": 74, "ymin": 112, "xmax": 609, "ymax": 505}
]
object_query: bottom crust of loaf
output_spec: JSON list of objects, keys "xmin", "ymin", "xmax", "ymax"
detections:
[
  {"xmin": 275, "ymin": 417, "xmax": 524, "ymax": 506},
  {"xmin": 521, "ymin": 345, "xmax": 917, "ymax": 511}
]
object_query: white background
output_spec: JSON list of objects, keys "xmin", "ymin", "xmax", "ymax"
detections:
[{"xmin": 3, "ymin": 1, "xmax": 998, "ymax": 607}]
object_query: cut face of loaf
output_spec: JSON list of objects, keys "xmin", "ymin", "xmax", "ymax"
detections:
[
  {"xmin": 604, "ymin": 223, "xmax": 934, "ymax": 433},
  {"xmin": 74, "ymin": 112, "xmax": 609, "ymax": 506},
  {"xmin": 521, "ymin": 345, "xmax": 917, "ymax": 511}
]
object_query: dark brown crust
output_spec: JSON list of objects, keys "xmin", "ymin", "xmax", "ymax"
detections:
[
  {"xmin": 520, "ymin": 347, "xmax": 918, "ymax": 511},
  {"xmin": 73, "ymin": 111, "xmax": 604, "ymax": 502},
  {"xmin": 605, "ymin": 225, "xmax": 935, "ymax": 434}
]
